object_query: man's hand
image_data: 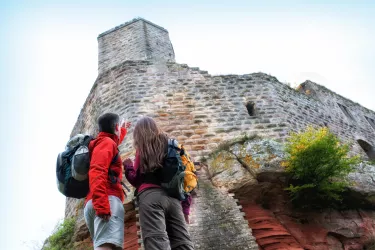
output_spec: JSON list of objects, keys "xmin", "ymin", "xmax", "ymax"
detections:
[
  {"xmin": 123, "ymin": 158, "xmax": 133, "ymax": 168},
  {"xmin": 121, "ymin": 121, "xmax": 131, "ymax": 129},
  {"xmin": 98, "ymin": 214, "xmax": 111, "ymax": 221}
]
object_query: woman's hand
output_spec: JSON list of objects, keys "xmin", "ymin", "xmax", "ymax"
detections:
[{"xmin": 123, "ymin": 158, "xmax": 133, "ymax": 168}]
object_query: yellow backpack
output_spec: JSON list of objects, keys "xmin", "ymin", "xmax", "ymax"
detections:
[{"xmin": 179, "ymin": 144, "xmax": 198, "ymax": 193}]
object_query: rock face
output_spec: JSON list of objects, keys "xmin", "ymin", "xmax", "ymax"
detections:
[
  {"xmin": 233, "ymin": 175, "xmax": 375, "ymax": 250},
  {"xmin": 63, "ymin": 18, "xmax": 375, "ymax": 249},
  {"xmin": 240, "ymin": 201, "xmax": 375, "ymax": 250},
  {"xmin": 241, "ymin": 204, "xmax": 304, "ymax": 250},
  {"xmin": 208, "ymin": 138, "xmax": 375, "ymax": 249},
  {"xmin": 209, "ymin": 138, "xmax": 375, "ymax": 207},
  {"xmin": 209, "ymin": 138, "xmax": 286, "ymax": 190},
  {"xmin": 348, "ymin": 163, "xmax": 375, "ymax": 206}
]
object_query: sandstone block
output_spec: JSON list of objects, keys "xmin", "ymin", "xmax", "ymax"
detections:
[
  {"xmin": 195, "ymin": 129, "xmax": 207, "ymax": 134},
  {"xmin": 192, "ymin": 145, "xmax": 205, "ymax": 150},
  {"xmin": 182, "ymin": 130, "xmax": 195, "ymax": 137}
]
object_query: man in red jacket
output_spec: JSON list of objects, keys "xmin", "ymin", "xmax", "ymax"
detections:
[{"xmin": 84, "ymin": 113, "xmax": 130, "ymax": 250}]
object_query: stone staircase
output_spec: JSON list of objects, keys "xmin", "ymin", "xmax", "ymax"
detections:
[{"xmin": 136, "ymin": 167, "xmax": 258, "ymax": 250}]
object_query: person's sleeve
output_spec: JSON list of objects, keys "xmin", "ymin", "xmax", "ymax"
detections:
[
  {"xmin": 181, "ymin": 196, "xmax": 192, "ymax": 215},
  {"xmin": 124, "ymin": 151, "xmax": 140, "ymax": 187},
  {"xmin": 119, "ymin": 127, "xmax": 127, "ymax": 144},
  {"xmin": 89, "ymin": 139, "xmax": 115, "ymax": 216}
]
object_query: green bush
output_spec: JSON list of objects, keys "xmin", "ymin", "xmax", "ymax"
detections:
[
  {"xmin": 43, "ymin": 217, "xmax": 76, "ymax": 250},
  {"xmin": 282, "ymin": 126, "xmax": 359, "ymax": 208}
]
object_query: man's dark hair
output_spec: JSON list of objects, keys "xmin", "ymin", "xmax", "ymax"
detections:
[{"xmin": 98, "ymin": 113, "xmax": 120, "ymax": 134}]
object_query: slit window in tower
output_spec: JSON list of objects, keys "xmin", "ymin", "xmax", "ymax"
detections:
[
  {"xmin": 365, "ymin": 116, "xmax": 375, "ymax": 130},
  {"xmin": 357, "ymin": 139, "xmax": 375, "ymax": 160},
  {"xmin": 337, "ymin": 103, "xmax": 355, "ymax": 121},
  {"xmin": 246, "ymin": 101, "xmax": 256, "ymax": 116}
]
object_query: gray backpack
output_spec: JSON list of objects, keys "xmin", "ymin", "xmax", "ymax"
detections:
[{"xmin": 56, "ymin": 134, "xmax": 93, "ymax": 198}]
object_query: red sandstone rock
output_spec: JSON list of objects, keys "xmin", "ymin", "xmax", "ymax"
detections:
[
  {"xmin": 241, "ymin": 203, "xmax": 304, "ymax": 250},
  {"xmin": 240, "ymin": 198, "xmax": 375, "ymax": 250},
  {"xmin": 123, "ymin": 218, "xmax": 139, "ymax": 250}
]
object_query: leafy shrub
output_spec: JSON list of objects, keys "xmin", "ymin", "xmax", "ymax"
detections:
[
  {"xmin": 283, "ymin": 126, "xmax": 359, "ymax": 208},
  {"xmin": 43, "ymin": 217, "xmax": 76, "ymax": 250}
]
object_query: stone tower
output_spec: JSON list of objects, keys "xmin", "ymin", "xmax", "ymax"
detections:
[{"xmin": 98, "ymin": 18, "xmax": 175, "ymax": 73}]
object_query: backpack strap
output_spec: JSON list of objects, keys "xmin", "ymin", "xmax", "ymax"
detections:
[
  {"xmin": 169, "ymin": 138, "xmax": 180, "ymax": 150},
  {"xmin": 108, "ymin": 152, "xmax": 120, "ymax": 184},
  {"xmin": 179, "ymin": 144, "xmax": 185, "ymax": 156},
  {"xmin": 108, "ymin": 152, "xmax": 130, "ymax": 197}
]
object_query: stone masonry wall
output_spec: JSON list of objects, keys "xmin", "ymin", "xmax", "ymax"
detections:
[
  {"xmin": 98, "ymin": 18, "xmax": 175, "ymax": 74},
  {"xmin": 302, "ymin": 81, "xmax": 375, "ymax": 156},
  {"xmin": 71, "ymin": 61, "xmax": 287, "ymax": 160},
  {"xmin": 271, "ymin": 79, "xmax": 375, "ymax": 158},
  {"xmin": 143, "ymin": 21, "xmax": 175, "ymax": 62},
  {"xmin": 98, "ymin": 20, "xmax": 145, "ymax": 74}
]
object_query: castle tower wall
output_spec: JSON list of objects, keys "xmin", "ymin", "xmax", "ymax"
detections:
[
  {"xmin": 71, "ymin": 62, "xmax": 286, "ymax": 160},
  {"xmin": 97, "ymin": 18, "xmax": 175, "ymax": 74},
  {"xmin": 271, "ymin": 80, "xmax": 375, "ymax": 158}
]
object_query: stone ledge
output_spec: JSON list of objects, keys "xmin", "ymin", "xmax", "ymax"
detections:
[{"xmin": 98, "ymin": 17, "xmax": 169, "ymax": 38}]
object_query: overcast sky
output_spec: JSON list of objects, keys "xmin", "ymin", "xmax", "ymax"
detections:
[{"xmin": 1, "ymin": 1, "xmax": 374, "ymax": 249}]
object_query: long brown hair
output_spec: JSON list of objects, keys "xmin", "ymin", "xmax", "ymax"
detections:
[{"xmin": 133, "ymin": 116, "xmax": 168, "ymax": 173}]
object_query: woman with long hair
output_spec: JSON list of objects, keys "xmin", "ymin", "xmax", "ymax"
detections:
[{"xmin": 123, "ymin": 116, "xmax": 194, "ymax": 250}]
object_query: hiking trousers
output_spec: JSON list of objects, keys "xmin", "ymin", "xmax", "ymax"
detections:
[
  {"xmin": 84, "ymin": 195, "xmax": 124, "ymax": 249},
  {"xmin": 138, "ymin": 188, "xmax": 194, "ymax": 250}
]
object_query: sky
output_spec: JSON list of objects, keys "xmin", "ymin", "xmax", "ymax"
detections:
[{"xmin": 0, "ymin": 0, "xmax": 374, "ymax": 249}]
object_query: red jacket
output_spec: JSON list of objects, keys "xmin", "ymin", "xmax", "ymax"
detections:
[{"xmin": 85, "ymin": 127, "xmax": 127, "ymax": 216}]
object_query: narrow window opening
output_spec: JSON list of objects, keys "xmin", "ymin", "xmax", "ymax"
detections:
[
  {"xmin": 246, "ymin": 101, "xmax": 256, "ymax": 116},
  {"xmin": 365, "ymin": 116, "xmax": 375, "ymax": 130},
  {"xmin": 337, "ymin": 103, "xmax": 355, "ymax": 121},
  {"xmin": 357, "ymin": 139, "xmax": 375, "ymax": 160}
]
